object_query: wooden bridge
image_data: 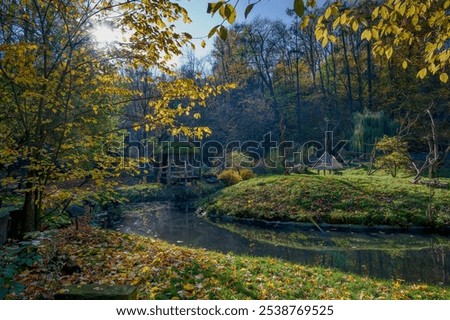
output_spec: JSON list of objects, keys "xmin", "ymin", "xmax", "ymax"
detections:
[{"xmin": 160, "ymin": 162, "xmax": 201, "ymax": 185}]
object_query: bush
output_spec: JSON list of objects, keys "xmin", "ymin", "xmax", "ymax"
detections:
[
  {"xmin": 218, "ymin": 170, "xmax": 242, "ymax": 186},
  {"xmin": 239, "ymin": 168, "xmax": 255, "ymax": 180},
  {"xmin": 0, "ymin": 241, "xmax": 41, "ymax": 299},
  {"xmin": 375, "ymin": 136, "xmax": 410, "ymax": 177}
]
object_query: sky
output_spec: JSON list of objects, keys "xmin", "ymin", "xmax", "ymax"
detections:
[
  {"xmin": 93, "ymin": 1, "xmax": 325, "ymax": 66},
  {"xmin": 174, "ymin": 0, "xmax": 300, "ymax": 61}
]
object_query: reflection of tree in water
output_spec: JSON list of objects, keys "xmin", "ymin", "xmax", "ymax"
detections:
[
  {"xmin": 429, "ymin": 240, "xmax": 447, "ymax": 284},
  {"xmin": 114, "ymin": 202, "xmax": 450, "ymax": 285}
]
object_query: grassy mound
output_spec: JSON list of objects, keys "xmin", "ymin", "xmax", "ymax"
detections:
[
  {"xmin": 9, "ymin": 227, "xmax": 449, "ymax": 299},
  {"xmin": 203, "ymin": 171, "xmax": 450, "ymax": 228}
]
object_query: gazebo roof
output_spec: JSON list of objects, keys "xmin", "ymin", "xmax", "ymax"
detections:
[{"xmin": 311, "ymin": 151, "xmax": 343, "ymax": 170}]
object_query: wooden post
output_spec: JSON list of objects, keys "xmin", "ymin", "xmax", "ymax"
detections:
[
  {"xmin": 167, "ymin": 154, "xmax": 171, "ymax": 186},
  {"xmin": 184, "ymin": 162, "xmax": 188, "ymax": 186}
]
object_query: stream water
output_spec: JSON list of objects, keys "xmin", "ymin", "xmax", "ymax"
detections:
[{"xmin": 112, "ymin": 201, "xmax": 450, "ymax": 285}]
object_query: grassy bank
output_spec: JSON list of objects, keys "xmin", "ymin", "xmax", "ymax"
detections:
[
  {"xmin": 117, "ymin": 181, "xmax": 222, "ymax": 204},
  {"xmin": 8, "ymin": 227, "xmax": 449, "ymax": 299},
  {"xmin": 203, "ymin": 171, "xmax": 450, "ymax": 228}
]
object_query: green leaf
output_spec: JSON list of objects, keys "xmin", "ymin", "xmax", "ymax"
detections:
[
  {"xmin": 245, "ymin": 3, "xmax": 255, "ymax": 19},
  {"xmin": 208, "ymin": 25, "xmax": 219, "ymax": 38},
  {"xmin": 218, "ymin": 26, "xmax": 228, "ymax": 41},
  {"xmin": 294, "ymin": 0, "xmax": 305, "ymax": 17}
]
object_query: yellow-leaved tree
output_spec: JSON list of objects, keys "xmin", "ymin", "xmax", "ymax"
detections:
[
  {"xmin": 0, "ymin": 0, "xmax": 232, "ymax": 235},
  {"xmin": 207, "ymin": 0, "xmax": 449, "ymax": 82}
]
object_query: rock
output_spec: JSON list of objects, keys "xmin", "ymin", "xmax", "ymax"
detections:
[{"xmin": 54, "ymin": 284, "xmax": 137, "ymax": 300}]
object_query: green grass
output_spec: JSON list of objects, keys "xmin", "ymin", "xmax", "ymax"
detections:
[
  {"xmin": 117, "ymin": 183, "xmax": 166, "ymax": 202},
  {"xmin": 117, "ymin": 181, "xmax": 223, "ymax": 204},
  {"xmin": 11, "ymin": 227, "xmax": 450, "ymax": 300},
  {"xmin": 203, "ymin": 170, "xmax": 450, "ymax": 228}
]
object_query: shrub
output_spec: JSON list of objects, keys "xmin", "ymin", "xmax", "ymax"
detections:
[
  {"xmin": 218, "ymin": 169, "xmax": 242, "ymax": 186},
  {"xmin": 239, "ymin": 168, "xmax": 255, "ymax": 180},
  {"xmin": 375, "ymin": 135, "xmax": 410, "ymax": 177},
  {"xmin": 226, "ymin": 150, "xmax": 254, "ymax": 170},
  {"xmin": 0, "ymin": 241, "xmax": 41, "ymax": 299}
]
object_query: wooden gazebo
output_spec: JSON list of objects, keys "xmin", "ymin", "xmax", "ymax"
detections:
[{"xmin": 311, "ymin": 151, "xmax": 343, "ymax": 175}]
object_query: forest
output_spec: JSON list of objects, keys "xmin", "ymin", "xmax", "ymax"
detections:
[{"xmin": 0, "ymin": 0, "xmax": 449, "ymax": 301}]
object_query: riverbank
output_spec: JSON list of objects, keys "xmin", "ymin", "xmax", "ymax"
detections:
[
  {"xmin": 202, "ymin": 171, "xmax": 450, "ymax": 229},
  {"xmin": 8, "ymin": 226, "xmax": 449, "ymax": 299}
]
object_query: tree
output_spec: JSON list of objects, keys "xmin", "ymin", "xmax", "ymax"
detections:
[
  {"xmin": 375, "ymin": 135, "xmax": 410, "ymax": 177},
  {"xmin": 0, "ymin": 0, "xmax": 232, "ymax": 235},
  {"xmin": 207, "ymin": 0, "xmax": 449, "ymax": 83},
  {"xmin": 312, "ymin": 0, "xmax": 449, "ymax": 83}
]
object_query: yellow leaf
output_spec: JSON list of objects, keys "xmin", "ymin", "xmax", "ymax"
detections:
[
  {"xmin": 314, "ymin": 28, "xmax": 323, "ymax": 39},
  {"xmin": 440, "ymin": 73, "xmax": 448, "ymax": 83},
  {"xmin": 417, "ymin": 68, "xmax": 427, "ymax": 79},
  {"xmin": 371, "ymin": 28, "xmax": 379, "ymax": 40},
  {"xmin": 361, "ymin": 29, "xmax": 372, "ymax": 41},
  {"xmin": 385, "ymin": 47, "xmax": 393, "ymax": 59},
  {"xmin": 301, "ymin": 16, "xmax": 310, "ymax": 29},
  {"xmin": 183, "ymin": 283, "xmax": 195, "ymax": 291},
  {"xmin": 324, "ymin": 7, "xmax": 332, "ymax": 19},
  {"xmin": 352, "ymin": 20, "xmax": 358, "ymax": 31},
  {"xmin": 380, "ymin": 6, "xmax": 389, "ymax": 19},
  {"xmin": 402, "ymin": 60, "xmax": 408, "ymax": 69},
  {"xmin": 200, "ymin": 40, "xmax": 206, "ymax": 48},
  {"xmin": 372, "ymin": 7, "xmax": 379, "ymax": 20}
]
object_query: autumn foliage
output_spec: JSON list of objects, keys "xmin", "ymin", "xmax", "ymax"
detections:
[{"xmin": 8, "ymin": 226, "xmax": 449, "ymax": 300}]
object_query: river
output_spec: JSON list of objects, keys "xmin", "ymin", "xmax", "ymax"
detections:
[{"xmin": 111, "ymin": 201, "xmax": 450, "ymax": 285}]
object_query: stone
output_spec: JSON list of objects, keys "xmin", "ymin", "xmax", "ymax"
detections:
[{"xmin": 54, "ymin": 284, "xmax": 137, "ymax": 300}]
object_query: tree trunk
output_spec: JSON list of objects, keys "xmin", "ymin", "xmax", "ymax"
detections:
[
  {"xmin": 366, "ymin": 41, "xmax": 373, "ymax": 110},
  {"xmin": 22, "ymin": 185, "xmax": 40, "ymax": 234},
  {"xmin": 341, "ymin": 32, "xmax": 354, "ymax": 114}
]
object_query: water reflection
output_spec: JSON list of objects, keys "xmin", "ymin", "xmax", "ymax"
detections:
[{"xmin": 112, "ymin": 201, "xmax": 449, "ymax": 285}]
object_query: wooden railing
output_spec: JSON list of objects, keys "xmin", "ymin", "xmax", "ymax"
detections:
[{"xmin": 160, "ymin": 163, "xmax": 200, "ymax": 185}]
